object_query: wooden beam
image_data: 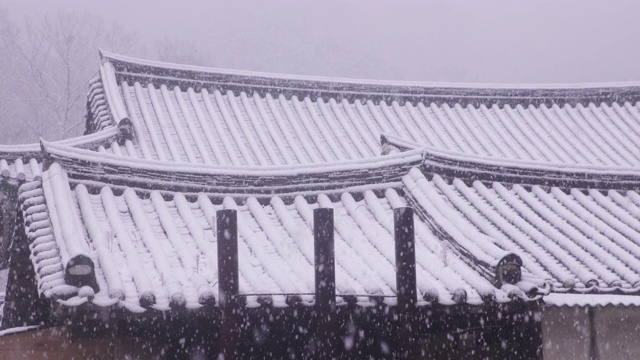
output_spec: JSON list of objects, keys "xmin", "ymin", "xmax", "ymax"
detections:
[
  {"xmin": 217, "ymin": 209, "xmax": 239, "ymax": 360},
  {"xmin": 394, "ymin": 206, "xmax": 418, "ymax": 359},
  {"xmin": 313, "ymin": 207, "xmax": 336, "ymax": 358}
]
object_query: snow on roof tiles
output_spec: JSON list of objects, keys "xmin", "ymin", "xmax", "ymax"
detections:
[
  {"xmin": 544, "ymin": 293, "xmax": 640, "ymax": 307},
  {"xmin": 88, "ymin": 52, "xmax": 640, "ymax": 169},
  {"xmin": 0, "ymin": 156, "xmax": 40, "ymax": 184},
  {"xmin": 41, "ymin": 140, "xmax": 423, "ymax": 196},
  {"xmin": 384, "ymin": 134, "xmax": 640, "ymax": 191},
  {"xmin": 84, "ymin": 74, "xmax": 116, "ymax": 133},
  {"xmin": 413, "ymin": 172, "xmax": 640, "ymax": 294},
  {"xmin": 0, "ymin": 127, "xmax": 121, "ymax": 185},
  {"xmin": 23, "ymin": 136, "xmax": 640, "ymax": 303},
  {"xmin": 18, "ymin": 160, "xmax": 544, "ymax": 313},
  {"xmin": 6, "ymin": 51, "xmax": 640, "ymax": 311}
]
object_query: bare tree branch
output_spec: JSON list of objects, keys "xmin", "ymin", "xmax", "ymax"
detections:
[{"xmin": 0, "ymin": 8, "xmax": 139, "ymax": 143}]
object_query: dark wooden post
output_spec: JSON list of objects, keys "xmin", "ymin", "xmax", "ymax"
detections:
[
  {"xmin": 314, "ymin": 208, "xmax": 336, "ymax": 358},
  {"xmin": 217, "ymin": 209, "xmax": 239, "ymax": 360},
  {"xmin": 0, "ymin": 190, "xmax": 18, "ymax": 268},
  {"xmin": 2, "ymin": 208, "xmax": 51, "ymax": 328},
  {"xmin": 394, "ymin": 207, "xmax": 418, "ymax": 359}
]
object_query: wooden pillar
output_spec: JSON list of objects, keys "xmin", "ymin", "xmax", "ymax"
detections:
[
  {"xmin": 394, "ymin": 207, "xmax": 418, "ymax": 359},
  {"xmin": 0, "ymin": 189, "xmax": 17, "ymax": 268},
  {"xmin": 589, "ymin": 307, "xmax": 599, "ymax": 360},
  {"xmin": 2, "ymin": 207, "xmax": 50, "ymax": 328},
  {"xmin": 314, "ymin": 208, "xmax": 336, "ymax": 358},
  {"xmin": 217, "ymin": 209, "xmax": 239, "ymax": 360}
]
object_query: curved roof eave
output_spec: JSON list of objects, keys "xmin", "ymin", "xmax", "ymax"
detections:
[
  {"xmin": 41, "ymin": 139, "xmax": 424, "ymax": 196},
  {"xmin": 0, "ymin": 126, "xmax": 119, "ymax": 160},
  {"xmin": 384, "ymin": 133, "xmax": 640, "ymax": 191},
  {"xmin": 0, "ymin": 127, "xmax": 120, "ymax": 184},
  {"xmin": 100, "ymin": 50, "xmax": 640, "ymax": 107}
]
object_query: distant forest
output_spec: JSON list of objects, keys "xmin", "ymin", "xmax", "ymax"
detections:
[{"xmin": 0, "ymin": 8, "xmax": 207, "ymax": 144}]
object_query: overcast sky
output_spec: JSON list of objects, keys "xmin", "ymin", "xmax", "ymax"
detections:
[{"xmin": 3, "ymin": 0, "xmax": 640, "ymax": 84}]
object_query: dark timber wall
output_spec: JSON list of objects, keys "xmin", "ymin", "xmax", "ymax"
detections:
[
  {"xmin": 0, "ymin": 302, "xmax": 542, "ymax": 359},
  {"xmin": 1, "ymin": 205, "xmax": 543, "ymax": 359},
  {"xmin": 2, "ymin": 208, "xmax": 51, "ymax": 328}
]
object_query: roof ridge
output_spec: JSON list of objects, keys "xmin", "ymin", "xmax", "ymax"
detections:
[
  {"xmin": 0, "ymin": 127, "xmax": 119, "ymax": 158},
  {"xmin": 101, "ymin": 50, "xmax": 640, "ymax": 91},
  {"xmin": 41, "ymin": 140, "xmax": 424, "ymax": 195},
  {"xmin": 101, "ymin": 50, "xmax": 640, "ymax": 107},
  {"xmin": 383, "ymin": 133, "xmax": 640, "ymax": 190}
]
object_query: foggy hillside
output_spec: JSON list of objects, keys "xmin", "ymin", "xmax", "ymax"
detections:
[{"xmin": 1, "ymin": 0, "xmax": 640, "ymax": 144}]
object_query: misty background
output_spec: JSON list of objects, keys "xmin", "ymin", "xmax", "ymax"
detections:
[{"xmin": 1, "ymin": 0, "xmax": 639, "ymax": 144}]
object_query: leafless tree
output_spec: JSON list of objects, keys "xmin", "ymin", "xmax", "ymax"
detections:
[{"xmin": 0, "ymin": 9, "xmax": 138, "ymax": 143}]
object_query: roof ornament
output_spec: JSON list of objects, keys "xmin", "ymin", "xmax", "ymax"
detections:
[
  {"xmin": 98, "ymin": 48, "xmax": 108, "ymax": 64},
  {"xmin": 495, "ymin": 253, "xmax": 523, "ymax": 286},
  {"xmin": 117, "ymin": 117, "xmax": 134, "ymax": 145},
  {"xmin": 380, "ymin": 135, "xmax": 399, "ymax": 156}
]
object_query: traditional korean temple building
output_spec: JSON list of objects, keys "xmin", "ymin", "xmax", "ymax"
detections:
[{"xmin": 1, "ymin": 51, "xmax": 640, "ymax": 358}]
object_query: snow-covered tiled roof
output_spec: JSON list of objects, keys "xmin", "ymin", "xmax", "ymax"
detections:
[
  {"xmin": 0, "ymin": 127, "xmax": 120, "ymax": 186},
  {"xmin": 6, "ymin": 51, "xmax": 640, "ymax": 313},
  {"xmin": 406, "ymin": 169, "xmax": 640, "ymax": 294},
  {"xmin": 89, "ymin": 51, "xmax": 640, "ymax": 168},
  {"xmin": 544, "ymin": 293, "xmax": 640, "ymax": 307},
  {"xmin": 18, "ymin": 159, "xmax": 542, "ymax": 313},
  {"xmin": 41, "ymin": 140, "xmax": 424, "ymax": 196},
  {"xmin": 0, "ymin": 146, "xmax": 41, "ymax": 185},
  {"xmin": 84, "ymin": 74, "xmax": 115, "ymax": 133},
  {"xmin": 12, "ymin": 134, "xmax": 640, "ymax": 313},
  {"xmin": 384, "ymin": 133, "xmax": 640, "ymax": 191}
]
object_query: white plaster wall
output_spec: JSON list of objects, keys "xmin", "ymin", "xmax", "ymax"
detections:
[
  {"xmin": 543, "ymin": 306, "xmax": 640, "ymax": 360},
  {"xmin": 594, "ymin": 306, "xmax": 640, "ymax": 359},
  {"xmin": 543, "ymin": 306, "xmax": 590, "ymax": 360}
]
